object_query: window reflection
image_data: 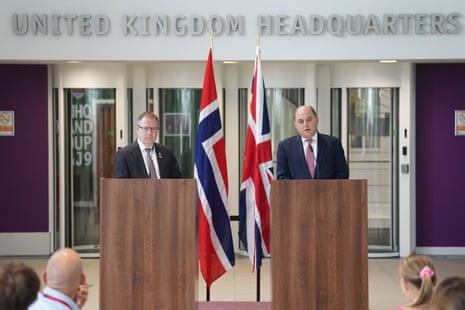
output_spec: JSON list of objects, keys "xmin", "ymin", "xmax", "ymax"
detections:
[
  {"xmin": 64, "ymin": 88, "xmax": 116, "ymax": 253},
  {"xmin": 159, "ymin": 88, "xmax": 201, "ymax": 178},
  {"xmin": 348, "ymin": 88, "xmax": 391, "ymax": 150},
  {"xmin": 239, "ymin": 88, "xmax": 304, "ymax": 176},
  {"xmin": 347, "ymin": 87, "xmax": 398, "ymax": 253}
]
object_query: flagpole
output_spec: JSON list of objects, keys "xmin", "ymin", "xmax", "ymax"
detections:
[
  {"xmin": 205, "ymin": 31, "xmax": 214, "ymax": 303},
  {"xmin": 257, "ymin": 266, "xmax": 261, "ymax": 301},
  {"xmin": 197, "ymin": 30, "xmax": 235, "ymax": 303},
  {"xmin": 206, "ymin": 31, "xmax": 213, "ymax": 303},
  {"xmin": 239, "ymin": 31, "xmax": 272, "ymax": 304},
  {"xmin": 210, "ymin": 31, "xmax": 213, "ymax": 49},
  {"xmin": 255, "ymin": 32, "xmax": 261, "ymax": 303}
]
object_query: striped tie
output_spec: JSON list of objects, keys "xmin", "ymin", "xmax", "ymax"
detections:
[{"xmin": 145, "ymin": 148, "xmax": 157, "ymax": 179}]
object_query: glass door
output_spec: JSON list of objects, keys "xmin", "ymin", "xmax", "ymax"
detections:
[
  {"xmin": 64, "ymin": 88, "xmax": 116, "ymax": 255},
  {"xmin": 158, "ymin": 88, "xmax": 201, "ymax": 178},
  {"xmin": 347, "ymin": 88, "xmax": 399, "ymax": 256}
]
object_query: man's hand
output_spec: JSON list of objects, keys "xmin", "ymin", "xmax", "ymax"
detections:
[{"xmin": 76, "ymin": 283, "xmax": 89, "ymax": 308}]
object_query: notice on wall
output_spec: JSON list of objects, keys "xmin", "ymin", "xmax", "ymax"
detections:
[
  {"xmin": 455, "ymin": 110, "xmax": 465, "ymax": 136},
  {"xmin": 0, "ymin": 111, "xmax": 14, "ymax": 136}
]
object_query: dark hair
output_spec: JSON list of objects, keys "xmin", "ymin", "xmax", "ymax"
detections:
[
  {"xmin": 433, "ymin": 276, "xmax": 465, "ymax": 310},
  {"xmin": 0, "ymin": 261, "xmax": 41, "ymax": 310}
]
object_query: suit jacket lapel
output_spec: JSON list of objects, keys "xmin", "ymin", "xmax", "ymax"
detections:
[
  {"xmin": 154, "ymin": 144, "xmax": 165, "ymax": 178},
  {"xmin": 293, "ymin": 136, "xmax": 311, "ymax": 178},
  {"xmin": 316, "ymin": 133, "xmax": 325, "ymax": 168},
  {"xmin": 294, "ymin": 136, "xmax": 306, "ymax": 164},
  {"xmin": 132, "ymin": 142, "xmax": 149, "ymax": 178}
]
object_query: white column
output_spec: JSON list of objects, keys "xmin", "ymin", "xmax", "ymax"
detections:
[{"xmin": 398, "ymin": 62, "xmax": 415, "ymax": 257}]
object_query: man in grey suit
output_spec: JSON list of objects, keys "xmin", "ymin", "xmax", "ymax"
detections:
[
  {"xmin": 114, "ymin": 112, "xmax": 183, "ymax": 179},
  {"xmin": 276, "ymin": 105, "xmax": 349, "ymax": 180}
]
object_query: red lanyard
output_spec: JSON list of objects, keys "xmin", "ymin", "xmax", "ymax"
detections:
[{"xmin": 41, "ymin": 291, "xmax": 73, "ymax": 310}]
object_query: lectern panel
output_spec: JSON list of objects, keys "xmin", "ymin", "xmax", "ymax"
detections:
[
  {"xmin": 271, "ymin": 179, "xmax": 368, "ymax": 310},
  {"xmin": 99, "ymin": 178, "xmax": 197, "ymax": 310}
]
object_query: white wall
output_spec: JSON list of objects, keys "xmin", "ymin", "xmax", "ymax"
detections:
[{"xmin": 1, "ymin": 0, "xmax": 464, "ymax": 61}]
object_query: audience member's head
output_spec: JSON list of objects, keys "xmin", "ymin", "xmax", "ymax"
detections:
[
  {"xmin": 0, "ymin": 261, "xmax": 40, "ymax": 310},
  {"xmin": 398, "ymin": 254, "xmax": 437, "ymax": 308},
  {"xmin": 43, "ymin": 247, "xmax": 87, "ymax": 306},
  {"xmin": 432, "ymin": 276, "xmax": 465, "ymax": 310}
]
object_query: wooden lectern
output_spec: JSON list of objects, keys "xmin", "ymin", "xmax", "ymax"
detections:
[
  {"xmin": 271, "ymin": 179, "xmax": 368, "ymax": 310},
  {"xmin": 99, "ymin": 178, "xmax": 197, "ymax": 310}
]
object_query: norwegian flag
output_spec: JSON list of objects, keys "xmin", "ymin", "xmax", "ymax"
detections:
[
  {"xmin": 194, "ymin": 48, "xmax": 235, "ymax": 287},
  {"xmin": 239, "ymin": 46, "xmax": 274, "ymax": 271}
]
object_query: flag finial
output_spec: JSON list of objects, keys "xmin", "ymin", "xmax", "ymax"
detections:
[{"xmin": 210, "ymin": 31, "xmax": 214, "ymax": 49}]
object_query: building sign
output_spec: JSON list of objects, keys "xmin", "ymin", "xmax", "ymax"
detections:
[
  {"xmin": 11, "ymin": 12, "xmax": 462, "ymax": 38},
  {"xmin": 0, "ymin": 111, "xmax": 14, "ymax": 136}
]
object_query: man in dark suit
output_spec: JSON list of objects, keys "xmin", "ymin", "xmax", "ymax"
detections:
[
  {"xmin": 115, "ymin": 112, "xmax": 183, "ymax": 178},
  {"xmin": 276, "ymin": 105, "xmax": 349, "ymax": 179}
]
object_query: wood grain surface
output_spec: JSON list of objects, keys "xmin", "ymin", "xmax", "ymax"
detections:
[
  {"xmin": 271, "ymin": 179, "xmax": 368, "ymax": 310},
  {"xmin": 99, "ymin": 178, "xmax": 197, "ymax": 310}
]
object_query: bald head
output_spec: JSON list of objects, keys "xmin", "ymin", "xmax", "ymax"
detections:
[
  {"xmin": 44, "ymin": 248, "xmax": 83, "ymax": 297},
  {"xmin": 294, "ymin": 105, "xmax": 318, "ymax": 119}
]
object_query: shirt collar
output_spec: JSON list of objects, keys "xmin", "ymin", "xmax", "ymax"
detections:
[
  {"xmin": 41, "ymin": 286, "xmax": 80, "ymax": 310},
  {"xmin": 137, "ymin": 139, "xmax": 154, "ymax": 152},
  {"xmin": 301, "ymin": 132, "xmax": 318, "ymax": 144}
]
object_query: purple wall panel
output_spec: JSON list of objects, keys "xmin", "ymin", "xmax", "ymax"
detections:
[
  {"xmin": 416, "ymin": 64, "xmax": 465, "ymax": 246},
  {"xmin": 0, "ymin": 65, "xmax": 49, "ymax": 232}
]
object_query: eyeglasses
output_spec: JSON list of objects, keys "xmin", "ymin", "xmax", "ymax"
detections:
[{"xmin": 137, "ymin": 126, "xmax": 159, "ymax": 133}]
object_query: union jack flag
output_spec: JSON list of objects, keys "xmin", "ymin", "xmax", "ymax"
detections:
[
  {"xmin": 239, "ymin": 46, "xmax": 274, "ymax": 271},
  {"xmin": 194, "ymin": 48, "xmax": 235, "ymax": 287}
]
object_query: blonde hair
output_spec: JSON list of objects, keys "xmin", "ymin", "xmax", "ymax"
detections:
[
  {"xmin": 398, "ymin": 254, "xmax": 437, "ymax": 307},
  {"xmin": 137, "ymin": 112, "xmax": 158, "ymax": 124}
]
